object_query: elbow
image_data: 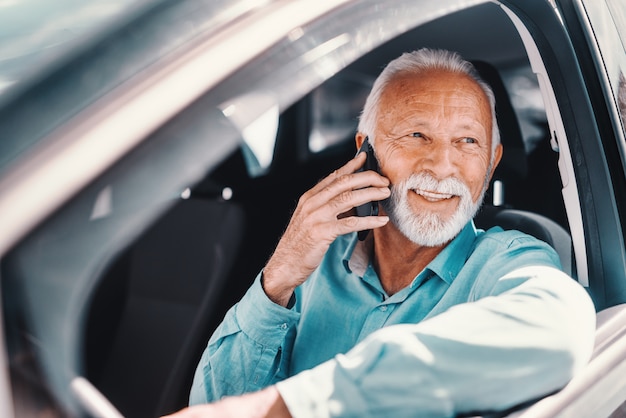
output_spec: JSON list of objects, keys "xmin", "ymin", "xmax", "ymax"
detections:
[{"xmin": 504, "ymin": 267, "xmax": 596, "ymax": 386}]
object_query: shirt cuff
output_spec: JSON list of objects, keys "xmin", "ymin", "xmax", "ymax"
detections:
[{"xmin": 235, "ymin": 272, "xmax": 300, "ymax": 346}]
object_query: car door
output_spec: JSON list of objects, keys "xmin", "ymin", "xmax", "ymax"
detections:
[
  {"xmin": 1, "ymin": 0, "xmax": 625, "ymax": 417},
  {"xmin": 498, "ymin": 0, "xmax": 626, "ymax": 416},
  {"xmin": 1, "ymin": 1, "xmax": 506, "ymax": 417}
]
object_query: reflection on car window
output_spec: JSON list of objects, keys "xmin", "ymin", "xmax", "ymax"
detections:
[
  {"xmin": 502, "ymin": 67, "xmax": 548, "ymax": 154},
  {"xmin": 220, "ymin": 91, "xmax": 280, "ymax": 177},
  {"xmin": 609, "ymin": 0, "xmax": 626, "ymax": 127},
  {"xmin": 606, "ymin": 0, "xmax": 626, "ymax": 46},
  {"xmin": 620, "ymin": 72, "xmax": 626, "ymax": 123},
  {"xmin": 606, "ymin": 0, "xmax": 626, "ymax": 131},
  {"xmin": 308, "ymin": 72, "xmax": 373, "ymax": 153},
  {"xmin": 582, "ymin": 0, "xmax": 626, "ymax": 135},
  {"xmin": 0, "ymin": 0, "xmax": 148, "ymax": 96}
]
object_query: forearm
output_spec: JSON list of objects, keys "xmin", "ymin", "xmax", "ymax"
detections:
[
  {"xmin": 277, "ymin": 267, "xmax": 596, "ymax": 417},
  {"xmin": 189, "ymin": 274, "xmax": 300, "ymax": 404}
]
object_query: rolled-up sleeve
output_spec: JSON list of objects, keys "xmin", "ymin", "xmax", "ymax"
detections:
[
  {"xmin": 277, "ymin": 266, "xmax": 595, "ymax": 417},
  {"xmin": 189, "ymin": 273, "xmax": 300, "ymax": 405}
]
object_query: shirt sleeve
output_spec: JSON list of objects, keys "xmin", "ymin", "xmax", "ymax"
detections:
[
  {"xmin": 189, "ymin": 272, "xmax": 300, "ymax": 405},
  {"xmin": 276, "ymin": 266, "xmax": 596, "ymax": 418}
]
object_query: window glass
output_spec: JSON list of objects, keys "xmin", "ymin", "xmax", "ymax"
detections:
[
  {"xmin": 0, "ymin": 0, "xmax": 269, "ymax": 174},
  {"xmin": 501, "ymin": 66, "xmax": 548, "ymax": 154},
  {"xmin": 0, "ymin": 0, "xmax": 146, "ymax": 96},
  {"xmin": 582, "ymin": 0, "xmax": 626, "ymax": 134},
  {"xmin": 607, "ymin": 0, "xmax": 626, "ymax": 122},
  {"xmin": 308, "ymin": 71, "xmax": 373, "ymax": 153},
  {"xmin": 606, "ymin": 0, "xmax": 626, "ymax": 46}
]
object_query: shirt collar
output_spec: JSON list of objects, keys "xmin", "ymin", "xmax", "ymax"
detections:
[
  {"xmin": 426, "ymin": 221, "xmax": 478, "ymax": 284},
  {"xmin": 342, "ymin": 221, "xmax": 479, "ymax": 285}
]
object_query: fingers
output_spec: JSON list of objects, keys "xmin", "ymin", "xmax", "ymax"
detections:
[
  {"xmin": 262, "ymin": 154, "xmax": 391, "ymax": 304},
  {"xmin": 303, "ymin": 179, "xmax": 388, "ymax": 222},
  {"xmin": 293, "ymin": 153, "xmax": 391, "ymax": 246},
  {"xmin": 332, "ymin": 186, "xmax": 390, "ymax": 214},
  {"xmin": 325, "ymin": 211, "xmax": 389, "ymax": 238},
  {"xmin": 304, "ymin": 158, "xmax": 389, "ymax": 218},
  {"xmin": 309, "ymin": 152, "xmax": 387, "ymax": 195}
]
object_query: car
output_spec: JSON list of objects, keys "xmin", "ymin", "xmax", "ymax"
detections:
[{"xmin": 0, "ymin": 0, "xmax": 625, "ymax": 416}]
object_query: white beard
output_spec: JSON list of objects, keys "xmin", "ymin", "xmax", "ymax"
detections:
[{"xmin": 380, "ymin": 172, "xmax": 485, "ymax": 247}]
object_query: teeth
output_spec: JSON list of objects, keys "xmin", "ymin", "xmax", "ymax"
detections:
[{"xmin": 413, "ymin": 189, "xmax": 453, "ymax": 201}]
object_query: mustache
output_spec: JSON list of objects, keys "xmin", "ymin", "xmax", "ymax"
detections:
[{"xmin": 396, "ymin": 172, "xmax": 471, "ymax": 197}]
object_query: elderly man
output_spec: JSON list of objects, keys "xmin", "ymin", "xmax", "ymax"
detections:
[{"xmin": 169, "ymin": 48, "xmax": 595, "ymax": 417}]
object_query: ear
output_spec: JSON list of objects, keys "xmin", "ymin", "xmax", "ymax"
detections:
[
  {"xmin": 355, "ymin": 132, "xmax": 367, "ymax": 150},
  {"xmin": 488, "ymin": 143, "xmax": 504, "ymax": 183}
]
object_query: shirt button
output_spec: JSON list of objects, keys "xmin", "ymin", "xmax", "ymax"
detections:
[
  {"xmin": 280, "ymin": 323, "xmax": 288, "ymax": 330},
  {"xmin": 380, "ymin": 305, "xmax": 388, "ymax": 312}
]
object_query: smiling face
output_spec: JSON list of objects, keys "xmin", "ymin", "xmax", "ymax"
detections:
[{"xmin": 372, "ymin": 69, "xmax": 502, "ymax": 246}]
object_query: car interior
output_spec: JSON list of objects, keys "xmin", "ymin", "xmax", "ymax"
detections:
[
  {"xmin": 80, "ymin": 4, "xmax": 573, "ymax": 417},
  {"xmin": 2, "ymin": 1, "xmax": 625, "ymax": 418}
]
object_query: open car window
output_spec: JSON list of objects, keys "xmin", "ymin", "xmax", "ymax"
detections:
[{"xmin": 2, "ymin": 0, "xmax": 626, "ymax": 417}]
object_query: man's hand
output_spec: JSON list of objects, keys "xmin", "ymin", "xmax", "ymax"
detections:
[
  {"xmin": 162, "ymin": 386, "xmax": 290, "ymax": 418},
  {"xmin": 263, "ymin": 152, "xmax": 390, "ymax": 306}
]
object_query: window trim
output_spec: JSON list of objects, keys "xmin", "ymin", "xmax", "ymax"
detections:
[{"xmin": 499, "ymin": 2, "xmax": 589, "ymax": 286}]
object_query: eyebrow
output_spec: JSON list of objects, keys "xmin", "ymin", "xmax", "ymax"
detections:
[{"xmin": 458, "ymin": 123, "xmax": 487, "ymax": 134}]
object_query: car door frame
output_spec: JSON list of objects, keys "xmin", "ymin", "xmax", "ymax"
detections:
[{"xmin": 500, "ymin": 0, "xmax": 626, "ymax": 416}]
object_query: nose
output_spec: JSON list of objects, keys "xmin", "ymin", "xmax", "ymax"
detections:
[{"xmin": 419, "ymin": 142, "xmax": 457, "ymax": 180}]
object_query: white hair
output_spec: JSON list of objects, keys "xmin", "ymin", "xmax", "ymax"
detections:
[{"xmin": 358, "ymin": 48, "xmax": 500, "ymax": 155}]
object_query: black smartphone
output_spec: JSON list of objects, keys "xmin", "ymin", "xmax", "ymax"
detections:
[{"xmin": 354, "ymin": 137, "xmax": 380, "ymax": 240}]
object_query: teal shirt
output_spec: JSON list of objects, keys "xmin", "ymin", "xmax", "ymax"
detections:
[{"xmin": 189, "ymin": 222, "xmax": 595, "ymax": 417}]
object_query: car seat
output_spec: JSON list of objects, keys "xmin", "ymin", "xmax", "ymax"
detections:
[
  {"xmin": 85, "ymin": 194, "xmax": 244, "ymax": 417},
  {"xmin": 470, "ymin": 61, "xmax": 574, "ymax": 277},
  {"xmin": 474, "ymin": 206, "xmax": 573, "ymax": 277}
]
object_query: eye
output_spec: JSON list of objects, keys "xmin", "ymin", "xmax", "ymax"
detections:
[
  {"xmin": 459, "ymin": 137, "xmax": 478, "ymax": 144},
  {"xmin": 410, "ymin": 132, "xmax": 423, "ymax": 138}
]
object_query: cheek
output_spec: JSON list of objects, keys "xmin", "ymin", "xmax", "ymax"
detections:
[
  {"xmin": 463, "ymin": 159, "xmax": 492, "ymax": 200},
  {"xmin": 376, "ymin": 143, "xmax": 414, "ymax": 181}
]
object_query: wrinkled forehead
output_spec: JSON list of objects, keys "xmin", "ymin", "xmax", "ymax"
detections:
[
  {"xmin": 379, "ymin": 71, "xmax": 493, "ymax": 132},
  {"xmin": 381, "ymin": 70, "xmax": 491, "ymax": 108}
]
